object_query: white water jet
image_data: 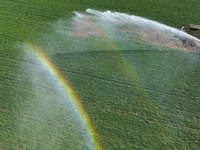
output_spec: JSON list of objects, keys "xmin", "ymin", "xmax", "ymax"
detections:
[
  {"xmin": 86, "ymin": 9, "xmax": 200, "ymax": 42},
  {"xmin": 42, "ymin": 9, "xmax": 200, "ymax": 56}
]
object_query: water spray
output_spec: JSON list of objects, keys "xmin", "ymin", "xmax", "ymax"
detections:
[{"xmin": 86, "ymin": 9, "xmax": 200, "ymax": 42}]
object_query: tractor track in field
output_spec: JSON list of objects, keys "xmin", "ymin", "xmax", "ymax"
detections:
[
  {"xmin": 62, "ymin": 68, "xmax": 198, "ymax": 100},
  {"xmin": 83, "ymin": 101, "xmax": 200, "ymax": 134},
  {"xmin": 1, "ymin": 55, "xmax": 197, "ymax": 101},
  {"xmin": 100, "ymin": 134, "xmax": 147, "ymax": 149},
  {"xmin": 1, "ymin": 53, "xmax": 199, "ymax": 135},
  {"xmin": 63, "ymin": 69, "xmax": 141, "ymax": 88}
]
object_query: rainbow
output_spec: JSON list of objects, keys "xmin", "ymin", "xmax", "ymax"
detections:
[{"xmin": 25, "ymin": 43, "xmax": 102, "ymax": 150}]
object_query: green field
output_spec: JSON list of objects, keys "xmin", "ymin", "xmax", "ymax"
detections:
[{"xmin": 0, "ymin": 0, "xmax": 200, "ymax": 150}]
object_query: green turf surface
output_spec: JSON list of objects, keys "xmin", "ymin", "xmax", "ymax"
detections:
[
  {"xmin": 52, "ymin": 50, "xmax": 200, "ymax": 149},
  {"xmin": 0, "ymin": 0, "xmax": 200, "ymax": 149}
]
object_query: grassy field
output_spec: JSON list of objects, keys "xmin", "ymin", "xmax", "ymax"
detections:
[
  {"xmin": 0, "ymin": 0, "xmax": 200, "ymax": 150},
  {"xmin": 52, "ymin": 50, "xmax": 200, "ymax": 149}
]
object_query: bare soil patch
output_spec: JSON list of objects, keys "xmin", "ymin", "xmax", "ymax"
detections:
[
  {"xmin": 124, "ymin": 27, "xmax": 200, "ymax": 51},
  {"xmin": 1, "ymin": 107, "xmax": 10, "ymax": 112},
  {"xmin": 71, "ymin": 15, "xmax": 104, "ymax": 38},
  {"xmin": 0, "ymin": 142, "xmax": 2, "ymax": 150}
]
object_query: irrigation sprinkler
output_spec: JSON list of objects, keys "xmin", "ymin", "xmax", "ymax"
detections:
[{"xmin": 189, "ymin": 24, "xmax": 200, "ymax": 37}]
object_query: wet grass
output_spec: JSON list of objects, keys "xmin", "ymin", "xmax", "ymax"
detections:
[
  {"xmin": 0, "ymin": 0, "xmax": 200, "ymax": 150},
  {"xmin": 52, "ymin": 50, "xmax": 200, "ymax": 149},
  {"xmin": 0, "ymin": 56, "xmax": 94, "ymax": 149}
]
